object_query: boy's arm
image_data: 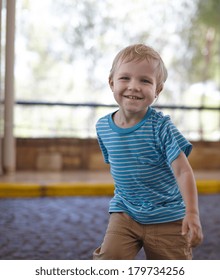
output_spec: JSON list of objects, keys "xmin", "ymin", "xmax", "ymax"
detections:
[{"xmin": 171, "ymin": 151, "xmax": 203, "ymax": 247}]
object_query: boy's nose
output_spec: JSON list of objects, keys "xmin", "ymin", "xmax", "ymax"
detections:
[{"xmin": 128, "ymin": 80, "xmax": 140, "ymax": 91}]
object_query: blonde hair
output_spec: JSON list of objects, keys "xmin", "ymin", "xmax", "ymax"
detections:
[{"xmin": 109, "ymin": 44, "xmax": 168, "ymax": 93}]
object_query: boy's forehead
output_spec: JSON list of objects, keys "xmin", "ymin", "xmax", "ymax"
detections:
[{"xmin": 116, "ymin": 58, "xmax": 158, "ymax": 73}]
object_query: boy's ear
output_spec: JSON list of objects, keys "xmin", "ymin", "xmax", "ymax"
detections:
[
  {"xmin": 156, "ymin": 84, "xmax": 163, "ymax": 95},
  {"xmin": 109, "ymin": 78, "xmax": 114, "ymax": 91}
]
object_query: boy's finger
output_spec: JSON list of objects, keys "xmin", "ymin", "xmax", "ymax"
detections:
[
  {"xmin": 181, "ymin": 221, "xmax": 188, "ymax": 235},
  {"xmin": 189, "ymin": 228, "xmax": 203, "ymax": 247}
]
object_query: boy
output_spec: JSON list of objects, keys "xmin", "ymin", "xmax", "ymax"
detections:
[{"xmin": 93, "ymin": 44, "xmax": 203, "ymax": 260}]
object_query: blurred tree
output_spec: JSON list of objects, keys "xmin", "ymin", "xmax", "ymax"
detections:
[
  {"xmin": 187, "ymin": 0, "xmax": 220, "ymax": 138},
  {"xmin": 14, "ymin": 0, "xmax": 220, "ymax": 138},
  {"xmin": 188, "ymin": 0, "xmax": 220, "ymax": 84}
]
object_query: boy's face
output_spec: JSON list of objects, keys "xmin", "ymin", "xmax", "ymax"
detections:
[{"xmin": 109, "ymin": 59, "xmax": 158, "ymax": 116}]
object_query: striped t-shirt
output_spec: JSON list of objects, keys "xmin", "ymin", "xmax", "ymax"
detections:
[{"xmin": 96, "ymin": 106, "xmax": 192, "ymax": 224}]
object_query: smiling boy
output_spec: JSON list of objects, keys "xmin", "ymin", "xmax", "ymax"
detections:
[{"xmin": 93, "ymin": 44, "xmax": 203, "ymax": 260}]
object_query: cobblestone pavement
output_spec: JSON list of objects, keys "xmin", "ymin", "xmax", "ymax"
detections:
[{"xmin": 0, "ymin": 194, "xmax": 220, "ymax": 260}]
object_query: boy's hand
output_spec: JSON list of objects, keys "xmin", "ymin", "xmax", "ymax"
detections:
[{"xmin": 182, "ymin": 213, "xmax": 203, "ymax": 247}]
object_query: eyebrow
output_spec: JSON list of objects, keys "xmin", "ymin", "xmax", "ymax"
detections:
[
  {"xmin": 117, "ymin": 72, "xmax": 130, "ymax": 76},
  {"xmin": 118, "ymin": 72, "xmax": 154, "ymax": 81}
]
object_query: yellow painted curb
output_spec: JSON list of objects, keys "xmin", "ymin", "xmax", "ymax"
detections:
[
  {"xmin": 0, "ymin": 180, "xmax": 220, "ymax": 198},
  {"xmin": 0, "ymin": 183, "xmax": 42, "ymax": 198},
  {"xmin": 196, "ymin": 180, "xmax": 220, "ymax": 194},
  {"xmin": 0, "ymin": 182, "xmax": 114, "ymax": 198},
  {"xmin": 46, "ymin": 183, "xmax": 114, "ymax": 196}
]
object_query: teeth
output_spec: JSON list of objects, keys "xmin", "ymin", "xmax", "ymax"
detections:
[{"xmin": 127, "ymin": 96, "xmax": 141, "ymax": 100}]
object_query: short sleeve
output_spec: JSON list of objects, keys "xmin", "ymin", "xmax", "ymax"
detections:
[
  {"xmin": 96, "ymin": 132, "xmax": 109, "ymax": 164},
  {"xmin": 157, "ymin": 116, "xmax": 192, "ymax": 164}
]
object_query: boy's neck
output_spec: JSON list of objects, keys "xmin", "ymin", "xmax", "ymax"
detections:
[{"xmin": 113, "ymin": 108, "xmax": 148, "ymax": 128}]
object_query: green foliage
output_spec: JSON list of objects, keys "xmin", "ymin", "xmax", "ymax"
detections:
[
  {"xmin": 187, "ymin": 0, "xmax": 220, "ymax": 84},
  {"xmin": 197, "ymin": 0, "xmax": 220, "ymax": 29}
]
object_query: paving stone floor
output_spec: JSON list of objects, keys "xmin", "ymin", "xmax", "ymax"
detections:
[{"xmin": 0, "ymin": 194, "xmax": 219, "ymax": 260}]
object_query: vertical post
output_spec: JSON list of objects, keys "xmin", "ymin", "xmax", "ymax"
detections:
[
  {"xmin": 0, "ymin": 0, "xmax": 3, "ymax": 175},
  {"xmin": 3, "ymin": 0, "xmax": 16, "ymax": 173}
]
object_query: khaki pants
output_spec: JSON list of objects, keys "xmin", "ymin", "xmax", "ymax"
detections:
[{"xmin": 93, "ymin": 212, "xmax": 192, "ymax": 260}]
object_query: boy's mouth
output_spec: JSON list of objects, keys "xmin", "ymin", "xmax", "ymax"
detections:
[{"xmin": 124, "ymin": 95, "xmax": 143, "ymax": 100}]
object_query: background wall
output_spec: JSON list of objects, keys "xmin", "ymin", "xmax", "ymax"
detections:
[{"xmin": 16, "ymin": 138, "xmax": 220, "ymax": 171}]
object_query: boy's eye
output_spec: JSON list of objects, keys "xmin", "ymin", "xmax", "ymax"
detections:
[{"xmin": 142, "ymin": 79, "xmax": 151, "ymax": 84}]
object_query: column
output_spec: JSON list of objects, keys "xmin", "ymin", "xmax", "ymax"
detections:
[{"xmin": 3, "ymin": 0, "xmax": 16, "ymax": 173}]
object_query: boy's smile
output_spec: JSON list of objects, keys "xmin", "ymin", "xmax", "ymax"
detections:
[
  {"xmin": 123, "ymin": 95, "xmax": 144, "ymax": 100},
  {"xmin": 109, "ymin": 59, "xmax": 158, "ymax": 127}
]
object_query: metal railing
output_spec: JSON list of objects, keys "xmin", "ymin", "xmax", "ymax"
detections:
[
  {"xmin": 5, "ymin": 100, "xmax": 220, "ymax": 139},
  {"xmin": 16, "ymin": 100, "xmax": 220, "ymax": 111}
]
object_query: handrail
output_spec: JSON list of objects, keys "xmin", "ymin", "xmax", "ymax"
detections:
[{"xmin": 14, "ymin": 100, "xmax": 220, "ymax": 111}]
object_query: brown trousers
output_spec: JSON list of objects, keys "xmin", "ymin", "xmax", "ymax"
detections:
[{"xmin": 93, "ymin": 212, "xmax": 192, "ymax": 260}]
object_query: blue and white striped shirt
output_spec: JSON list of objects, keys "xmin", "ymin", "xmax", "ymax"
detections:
[{"xmin": 96, "ymin": 107, "xmax": 192, "ymax": 224}]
